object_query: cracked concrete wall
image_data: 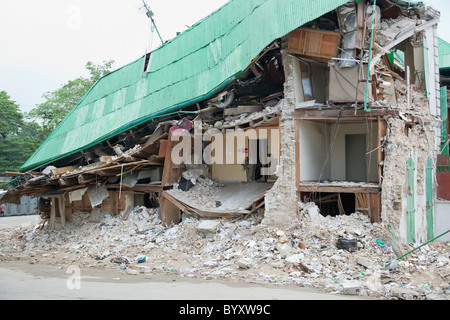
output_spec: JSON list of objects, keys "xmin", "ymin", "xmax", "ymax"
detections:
[
  {"xmin": 262, "ymin": 26, "xmax": 442, "ymax": 245},
  {"xmin": 381, "ymin": 108, "xmax": 441, "ymax": 246},
  {"xmin": 263, "ymin": 47, "xmax": 299, "ymax": 228}
]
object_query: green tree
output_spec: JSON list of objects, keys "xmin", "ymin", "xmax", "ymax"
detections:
[
  {"xmin": 28, "ymin": 60, "xmax": 115, "ymax": 138},
  {"xmin": 0, "ymin": 91, "xmax": 23, "ymax": 138},
  {"xmin": 0, "ymin": 92, "xmax": 42, "ymax": 189}
]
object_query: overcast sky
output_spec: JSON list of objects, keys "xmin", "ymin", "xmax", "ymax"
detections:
[
  {"xmin": 0, "ymin": 0, "xmax": 229, "ymax": 113},
  {"xmin": 0, "ymin": 0, "xmax": 448, "ymax": 113}
]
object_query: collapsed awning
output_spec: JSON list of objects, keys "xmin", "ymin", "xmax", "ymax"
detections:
[{"xmin": 160, "ymin": 182, "xmax": 272, "ymax": 225}]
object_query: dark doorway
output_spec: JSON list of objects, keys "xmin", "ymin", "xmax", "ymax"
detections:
[{"xmin": 346, "ymin": 134, "xmax": 367, "ymax": 182}]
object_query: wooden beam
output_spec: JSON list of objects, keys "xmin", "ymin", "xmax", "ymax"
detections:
[
  {"xmin": 58, "ymin": 196, "xmax": 66, "ymax": 228},
  {"xmin": 51, "ymin": 166, "xmax": 74, "ymax": 176},
  {"xmin": 295, "ymin": 119, "xmax": 301, "ymax": 186},
  {"xmin": 106, "ymin": 184, "xmax": 164, "ymax": 193},
  {"xmin": 50, "ymin": 197, "xmax": 56, "ymax": 231},
  {"xmin": 159, "ymin": 193, "xmax": 182, "ymax": 227},
  {"xmin": 58, "ymin": 176, "xmax": 79, "ymax": 187},
  {"xmin": 161, "ymin": 132, "xmax": 183, "ymax": 186},
  {"xmin": 2, "ymin": 171, "xmax": 25, "ymax": 176},
  {"xmin": 295, "ymin": 108, "xmax": 393, "ymax": 120},
  {"xmin": 297, "ymin": 183, "xmax": 380, "ymax": 194},
  {"xmin": 377, "ymin": 118, "xmax": 385, "ymax": 186}
]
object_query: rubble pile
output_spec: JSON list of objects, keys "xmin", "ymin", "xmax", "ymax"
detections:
[
  {"xmin": 170, "ymin": 177, "xmax": 226, "ymax": 209},
  {"xmin": 0, "ymin": 205, "xmax": 448, "ymax": 300}
]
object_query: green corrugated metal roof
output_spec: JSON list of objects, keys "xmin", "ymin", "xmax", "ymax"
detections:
[
  {"xmin": 21, "ymin": 0, "xmax": 349, "ymax": 172},
  {"xmin": 439, "ymin": 37, "xmax": 450, "ymax": 70}
]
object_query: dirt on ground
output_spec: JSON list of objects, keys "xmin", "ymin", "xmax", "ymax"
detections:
[{"xmin": 0, "ymin": 205, "xmax": 448, "ymax": 300}]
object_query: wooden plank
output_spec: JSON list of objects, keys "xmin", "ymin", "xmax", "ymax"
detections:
[
  {"xmin": 106, "ymin": 184, "xmax": 164, "ymax": 193},
  {"xmin": 64, "ymin": 193, "xmax": 72, "ymax": 222},
  {"xmin": 122, "ymin": 206, "xmax": 133, "ymax": 221},
  {"xmin": 58, "ymin": 176, "xmax": 79, "ymax": 187},
  {"xmin": 295, "ymin": 107, "xmax": 393, "ymax": 120},
  {"xmin": 288, "ymin": 28, "xmax": 341, "ymax": 60},
  {"xmin": 295, "ymin": 119, "xmax": 300, "ymax": 185},
  {"xmin": 50, "ymin": 197, "xmax": 56, "ymax": 231},
  {"xmin": 99, "ymin": 156, "xmax": 113, "ymax": 163},
  {"xmin": 159, "ymin": 194, "xmax": 181, "ymax": 227},
  {"xmin": 58, "ymin": 196, "xmax": 66, "ymax": 228},
  {"xmin": 112, "ymin": 191, "xmax": 119, "ymax": 216},
  {"xmin": 337, "ymin": 193, "xmax": 345, "ymax": 215},
  {"xmin": 297, "ymin": 183, "xmax": 380, "ymax": 194},
  {"xmin": 78, "ymin": 173, "xmax": 97, "ymax": 184},
  {"xmin": 369, "ymin": 193, "xmax": 381, "ymax": 223},
  {"xmin": 161, "ymin": 132, "xmax": 183, "ymax": 186},
  {"xmin": 51, "ymin": 166, "xmax": 74, "ymax": 176},
  {"xmin": 377, "ymin": 117, "xmax": 386, "ymax": 186},
  {"xmin": 2, "ymin": 171, "xmax": 25, "ymax": 176},
  {"xmin": 355, "ymin": 0, "xmax": 366, "ymax": 49}
]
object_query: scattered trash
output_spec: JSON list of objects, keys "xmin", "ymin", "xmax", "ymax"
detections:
[
  {"xmin": 0, "ymin": 209, "xmax": 448, "ymax": 300},
  {"xmin": 137, "ymin": 256, "xmax": 147, "ymax": 263},
  {"xmin": 111, "ymin": 257, "xmax": 130, "ymax": 265},
  {"xmin": 376, "ymin": 240, "xmax": 386, "ymax": 247},
  {"xmin": 336, "ymin": 238, "xmax": 357, "ymax": 252},
  {"xmin": 178, "ymin": 176, "xmax": 194, "ymax": 192}
]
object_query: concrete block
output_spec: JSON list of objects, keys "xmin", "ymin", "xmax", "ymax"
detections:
[{"xmin": 197, "ymin": 220, "xmax": 220, "ymax": 235}]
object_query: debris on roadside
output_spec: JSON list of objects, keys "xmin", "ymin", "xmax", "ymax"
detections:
[{"xmin": 0, "ymin": 207, "xmax": 448, "ymax": 300}]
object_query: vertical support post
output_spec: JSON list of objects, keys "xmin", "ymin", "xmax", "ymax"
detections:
[
  {"xmin": 364, "ymin": 0, "xmax": 377, "ymax": 112},
  {"xmin": 295, "ymin": 119, "xmax": 300, "ymax": 217},
  {"xmin": 407, "ymin": 66, "xmax": 411, "ymax": 109},
  {"xmin": 50, "ymin": 197, "xmax": 56, "ymax": 231},
  {"xmin": 426, "ymin": 157, "xmax": 434, "ymax": 240},
  {"xmin": 407, "ymin": 157, "xmax": 415, "ymax": 243},
  {"xmin": 58, "ymin": 195, "xmax": 66, "ymax": 229}
]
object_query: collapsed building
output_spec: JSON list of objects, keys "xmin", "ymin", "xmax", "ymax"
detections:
[{"xmin": 1, "ymin": 0, "xmax": 447, "ymax": 247}]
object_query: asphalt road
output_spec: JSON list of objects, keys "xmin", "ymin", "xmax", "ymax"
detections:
[
  {"xmin": 0, "ymin": 263, "xmax": 366, "ymax": 301},
  {"xmin": 0, "ymin": 214, "xmax": 40, "ymax": 229},
  {"xmin": 0, "ymin": 215, "xmax": 368, "ymax": 303}
]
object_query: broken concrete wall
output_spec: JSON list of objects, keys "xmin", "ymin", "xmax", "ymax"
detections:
[
  {"xmin": 263, "ymin": 45, "xmax": 299, "ymax": 227},
  {"xmin": 381, "ymin": 111, "xmax": 440, "ymax": 245},
  {"xmin": 381, "ymin": 21, "xmax": 442, "ymax": 245}
]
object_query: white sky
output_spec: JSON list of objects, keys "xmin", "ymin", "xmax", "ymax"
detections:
[
  {"xmin": 0, "ymin": 0, "xmax": 229, "ymax": 113},
  {"xmin": 0, "ymin": 0, "xmax": 448, "ymax": 113}
]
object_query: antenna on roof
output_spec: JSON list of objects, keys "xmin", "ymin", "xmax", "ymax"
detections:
[{"xmin": 140, "ymin": 1, "xmax": 164, "ymax": 46}]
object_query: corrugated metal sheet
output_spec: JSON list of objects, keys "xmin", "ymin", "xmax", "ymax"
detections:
[
  {"xmin": 21, "ymin": 0, "xmax": 349, "ymax": 172},
  {"xmin": 439, "ymin": 37, "xmax": 450, "ymax": 70},
  {"xmin": 3, "ymin": 196, "xmax": 39, "ymax": 216}
]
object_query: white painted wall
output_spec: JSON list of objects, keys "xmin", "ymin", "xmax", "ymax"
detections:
[
  {"xmin": 298, "ymin": 120, "xmax": 330, "ymax": 181},
  {"xmin": 298, "ymin": 120, "xmax": 379, "ymax": 182},
  {"xmin": 329, "ymin": 122, "xmax": 379, "ymax": 182},
  {"xmin": 435, "ymin": 200, "xmax": 450, "ymax": 242},
  {"xmin": 425, "ymin": 26, "xmax": 439, "ymax": 116}
]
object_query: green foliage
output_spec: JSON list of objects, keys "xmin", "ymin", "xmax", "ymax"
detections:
[
  {"xmin": 0, "ymin": 60, "xmax": 114, "ymax": 185},
  {"xmin": 0, "ymin": 91, "xmax": 23, "ymax": 138},
  {"xmin": 28, "ymin": 60, "xmax": 115, "ymax": 138},
  {"xmin": 0, "ymin": 92, "xmax": 43, "ymax": 188}
]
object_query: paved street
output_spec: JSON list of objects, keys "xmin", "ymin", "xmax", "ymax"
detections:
[
  {"xmin": 0, "ymin": 263, "xmax": 365, "ymax": 301},
  {"xmin": 0, "ymin": 215, "xmax": 40, "ymax": 229}
]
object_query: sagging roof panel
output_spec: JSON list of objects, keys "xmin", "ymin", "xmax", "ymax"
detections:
[{"xmin": 21, "ymin": 0, "xmax": 349, "ymax": 172}]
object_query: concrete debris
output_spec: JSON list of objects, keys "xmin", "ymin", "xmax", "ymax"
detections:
[
  {"xmin": 376, "ymin": 17, "xmax": 416, "ymax": 46},
  {"xmin": 197, "ymin": 220, "xmax": 221, "ymax": 236},
  {"xmin": 0, "ymin": 209, "xmax": 448, "ymax": 300},
  {"xmin": 237, "ymin": 258, "xmax": 253, "ymax": 269}
]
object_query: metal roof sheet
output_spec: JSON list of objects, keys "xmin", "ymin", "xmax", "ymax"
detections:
[
  {"xmin": 439, "ymin": 37, "xmax": 450, "ymax": 70},
  {"xmin": 21, "ymin": 0, "xmax": 349, "ymax": 172}
]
